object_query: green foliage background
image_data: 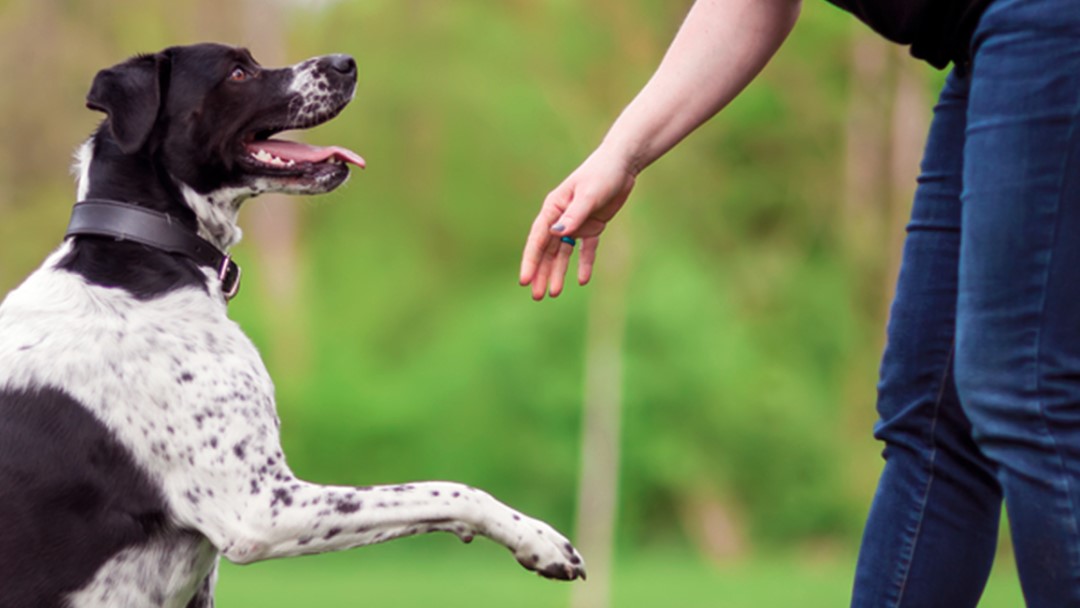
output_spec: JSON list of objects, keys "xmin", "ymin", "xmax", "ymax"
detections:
[{"xmin": 0, "ymin": 0, "xmax": 959, "ymax": 575}]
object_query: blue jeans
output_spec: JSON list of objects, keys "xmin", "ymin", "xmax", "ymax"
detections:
[{"xmin": 851, "ymin": 0, "xmax": 1080, "ymax": 606}]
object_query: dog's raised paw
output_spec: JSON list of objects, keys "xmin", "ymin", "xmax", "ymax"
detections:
[{"xmin": 512, "ymin": 523, "xmax": 586, "ymax": 581}]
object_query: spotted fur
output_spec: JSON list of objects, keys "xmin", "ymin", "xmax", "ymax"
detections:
[{"xmin": 0, "ymin": 43, "xmax": 584, "ymax": 608}]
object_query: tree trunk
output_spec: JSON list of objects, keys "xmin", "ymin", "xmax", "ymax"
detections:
[
  {"xmin": 885, "ymin": 47, "xmax": 930, "ymax": 307},
  {"xmin": 571, "ymin": 228, "xmax": 631, "ymax": 608},
  {"xmin": 238, "ymin": 0, "xmax": 311, "ymax": 376},
  {"xmin": 843, "ymin": 28, "xmax": 891, "ymax": 243}
]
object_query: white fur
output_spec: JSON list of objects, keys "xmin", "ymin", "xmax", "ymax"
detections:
[
  {"xmin": 288, "ymin": 58, "xmax": 322, "ymax": 96},
  {"xmin": 65, "ymin": 536, "xmax": 218, "ymax": 608},
  {"xmin": 177, "ymin": 182, "xmax": 245, "ymax": 250},
  {"xmin": 73, "ymin": 139, "xmax": 93, "ymax": 201}
]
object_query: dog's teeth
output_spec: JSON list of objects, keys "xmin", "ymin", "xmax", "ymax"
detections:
[{"xmin": 252, "ymin": 149, "xmax": 295, "ymax": 167}]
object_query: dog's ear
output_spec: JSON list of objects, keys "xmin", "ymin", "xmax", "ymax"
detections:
[{"xmin": 86, "ymin": 53, "xmax": 166, "ymax": 154}]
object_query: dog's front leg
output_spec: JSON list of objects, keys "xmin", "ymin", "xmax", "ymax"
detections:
[{"xmin": 191, "ymin": 480, "xmax": 585, "ymax": 581}]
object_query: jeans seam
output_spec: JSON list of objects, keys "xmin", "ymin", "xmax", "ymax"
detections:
[
  {"xmin": 892, "ymin": 344, "xmax": 955, "ymax": 607},
  {"xmin": 1030, "ymin": 87, "xmax": 1080, "ymax": 597}
]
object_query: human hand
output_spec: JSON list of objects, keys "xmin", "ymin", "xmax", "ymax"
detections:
[{"xmin": 519, "ymin": 148, "xmax": 636, "ymax": 300}]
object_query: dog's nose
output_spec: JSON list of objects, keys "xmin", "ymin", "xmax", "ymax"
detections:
[{"xmin": 327, "ymin": 55, "xmax": 356, "ymax": 76}]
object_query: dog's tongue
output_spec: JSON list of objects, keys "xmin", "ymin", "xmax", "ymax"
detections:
[{"xmin": 248, "ymin": 139, "xmax": 366, "ymax": 168}]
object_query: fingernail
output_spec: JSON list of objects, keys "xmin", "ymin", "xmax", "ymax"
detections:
[{"xmin": 552, "ymin": 223, "xmax": 566, "ymax": 233}]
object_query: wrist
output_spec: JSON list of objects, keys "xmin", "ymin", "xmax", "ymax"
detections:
[{"xmin": 595, "ymin": 135, "xmax": 648, "ymax": 178}]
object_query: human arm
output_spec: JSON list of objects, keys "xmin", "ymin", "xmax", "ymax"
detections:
[{"xmin": 519, "ymin": 0, "xmax": 803, "ymax": 299}]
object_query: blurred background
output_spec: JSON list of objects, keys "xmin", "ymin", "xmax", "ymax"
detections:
[{"xmin": 0, "ymin": 0, "xmax": 1022, "ymax": 606}]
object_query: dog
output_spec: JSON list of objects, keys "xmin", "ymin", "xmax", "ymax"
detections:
[{"xmin": 0, "ymin": 43, "xmax": 585, "ymax": 607}]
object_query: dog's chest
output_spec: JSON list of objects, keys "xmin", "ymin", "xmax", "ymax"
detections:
[
  {"xmin": 1, "ymin": 246, "xmax": 279, "ymax": 494},
  {"xmin": 0, "ymin": 246, "xmax": 282, "ymax": 604}
]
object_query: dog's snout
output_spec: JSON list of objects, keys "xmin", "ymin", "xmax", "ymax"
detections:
[{"xmin": 327, "ymin": 54, "xmax": 356, "ymax": 76}]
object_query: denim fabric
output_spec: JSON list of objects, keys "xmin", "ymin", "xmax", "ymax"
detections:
[{"xmin": 851, "ymin": 0, "xmax": 1080, "ymax": 606}]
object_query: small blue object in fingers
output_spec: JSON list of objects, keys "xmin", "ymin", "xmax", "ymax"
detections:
[{"xmin": 560, "ymin": 236, "xmax": 577, "ymax": 247}]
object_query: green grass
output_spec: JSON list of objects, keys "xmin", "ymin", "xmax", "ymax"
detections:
[{"xmin": 215, "ymin": 536, "xmax": 1025, "ymax": 607}]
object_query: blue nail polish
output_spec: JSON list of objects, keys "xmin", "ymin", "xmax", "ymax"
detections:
[{"xmin": 553, "ymin": 223, "xmax": 566, "ymax": 233}]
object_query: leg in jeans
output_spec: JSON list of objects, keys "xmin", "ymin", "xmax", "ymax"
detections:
[
  {"xmin": 851, "ymin": 70, "xmax": 1003, "ymax": 608},
  {"xmin": 954, "ymin": 0, "xmax": 1080, "ymax": 605}
]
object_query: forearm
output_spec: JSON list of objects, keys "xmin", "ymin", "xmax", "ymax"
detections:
[{"xmin": 602, "ymin": 0, "xmax": 802, "ymax": 174}]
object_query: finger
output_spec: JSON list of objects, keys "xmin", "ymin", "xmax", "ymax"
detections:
[
  {"xmin": 578, "ymin": 237, "xmax": 598, "ymax": 286},
  {"xmin": 531, "ymin": 237, "xmax": 561, "ymax": 300},
  {"xmin": 521, "ymin": 190, "xmax": 572, "ymax": 284},
  {"xmin": 531, "ymin": 252, "xmax": 552, "ymax": 300},
  {"xmin": 548, "ymin": 241, "xmax": 574, "ymax": 297},
  {"xmin": 521, "ymin": 220, "xmax": 553, "ymax": 286}
]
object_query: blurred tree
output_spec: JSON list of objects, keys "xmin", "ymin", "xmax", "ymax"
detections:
[
  {"xmin": 236, "ymin": 0, "xmax": 313, "ymax": 379},
  {"xmin": 567, "ymin": 1, "xmax": 665, "ymax": 605},
  {"xmin": 842, "ymin": 27, "xmax": 931, "ymax": 320},
  {"xmin": 572, "ymin": 231, "xmax": 631, "ymax": 608},
  {"xmin": 886, "ymin": 46, "xmax": 930, "ymax": 304}
]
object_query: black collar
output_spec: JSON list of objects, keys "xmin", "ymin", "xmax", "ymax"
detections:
[{"xmin": 65, "ymin": 199, "xmax": 241, "ymax": 301}]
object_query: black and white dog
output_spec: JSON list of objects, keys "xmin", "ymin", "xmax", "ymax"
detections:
[{"xmin": 0, "ymin": 43, "xmax": 584, "ymax": 607}]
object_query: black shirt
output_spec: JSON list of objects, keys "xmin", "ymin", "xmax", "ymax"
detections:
[{"xmin": 827, "ymin": 0, "xmax": 994, "ymax": 68}]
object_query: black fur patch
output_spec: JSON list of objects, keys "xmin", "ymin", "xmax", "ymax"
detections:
[
  {"xmin": 58, "ymin": 236, "xmax": 209, "ymax": 301},
  {"xmin": 0, "ymin": 386, "xmax": 168, "ymax": 607}
]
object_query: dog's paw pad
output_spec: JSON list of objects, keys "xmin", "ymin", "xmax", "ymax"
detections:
[{"xmin": 538, "ymin": 561, "xmax": 587, "ymax": 581}]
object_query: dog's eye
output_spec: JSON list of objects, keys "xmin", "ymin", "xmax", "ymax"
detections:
[{"xmin": 228, "ymin": 67, "xmax": 249, "ymax": 82}]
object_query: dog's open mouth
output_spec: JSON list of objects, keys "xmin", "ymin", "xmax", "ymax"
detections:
[
  {"xmin": 242, "ymin": 135, "xmax": 365, "ymax": 172},
  {"xmin": 235, "ymin": 127, "xmax": 365, "ymax": 194}
]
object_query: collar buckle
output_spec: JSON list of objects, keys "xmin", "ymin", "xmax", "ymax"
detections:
[{"xmin": 219, "ymin": 255, "xmax": 242, "ymax": 301}]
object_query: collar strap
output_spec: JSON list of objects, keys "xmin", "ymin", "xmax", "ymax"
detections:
[{"xmin": 66, "ymin": 199, "xmax": 241, "ymax": 301}]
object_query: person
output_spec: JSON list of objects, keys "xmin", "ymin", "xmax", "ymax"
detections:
[{"xmin": 518, "ymin": 0, "xmax": 1080, "ymax": 606}]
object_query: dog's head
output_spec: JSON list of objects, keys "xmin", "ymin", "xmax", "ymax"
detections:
[{"xmin": 81, "ymin": 43, "xmax": 364, "ymax": 247}]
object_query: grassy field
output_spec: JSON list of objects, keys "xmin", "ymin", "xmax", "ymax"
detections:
[{"xmin": 215, "ymin": 536, "xmax": 1025, "ymax": 607}]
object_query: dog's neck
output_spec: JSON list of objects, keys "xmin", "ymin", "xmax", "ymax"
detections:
[
  {"xmin": 74, "ymin": 135, "xmax": 243, "ymax": 252},
  {"xmin": 175, "ymin": 184, "xmax": 244, "ymax": 251}
]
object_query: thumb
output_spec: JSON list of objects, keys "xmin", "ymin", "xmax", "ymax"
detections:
[{"xmin": 550, "ymin": 191, "xmax": 599, "ymax": 236}]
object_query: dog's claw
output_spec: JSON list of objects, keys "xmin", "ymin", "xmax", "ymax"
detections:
[{"xmin": 534, "ymin": 561, "xmax": 587, "ymax": 581}]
